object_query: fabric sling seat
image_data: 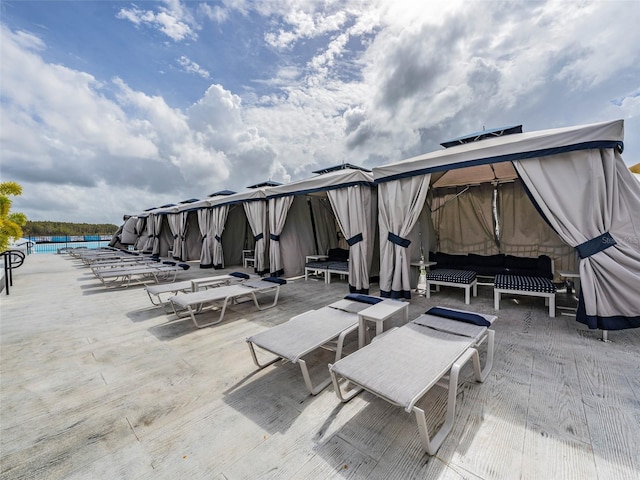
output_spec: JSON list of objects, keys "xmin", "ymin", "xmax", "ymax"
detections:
[
  {"xmin": 246, "ymin": 295, "xmax": 383, "ymax": 395},
  {"xmin": 329, "ymin": 306, "xmax": 496, "ymax": 456},
  {"xmin": 425, "ymin": 269, "xmax": 478, "ymax": 304},
  {"xmin": 168, "ymin": 277, "xmax": 286, "ymax": 328},
  {"xmin": 494, "ymin": 273, "xmax": 557, "ymax": 317}
]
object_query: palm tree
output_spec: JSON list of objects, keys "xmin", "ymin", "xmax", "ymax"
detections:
[{"xmin": 0, "ymin": 181, "xmax": 28, "ymax": 252}]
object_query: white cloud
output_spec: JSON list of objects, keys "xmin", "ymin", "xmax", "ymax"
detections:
[
  {"xmin": 0, "ymin": 24, "xmax": 278, "ymax": 222},
  {"xmin": 116, "ymin": 1, "xmax": 197, "ymax": 41},
  {"xmin": 177, "ymin": 56, "xmax": 210, "ymax": 79}
]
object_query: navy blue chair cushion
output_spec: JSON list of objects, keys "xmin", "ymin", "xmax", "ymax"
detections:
[
  {"xmin": 163, "ymin": 261, "xmax": 176, "ymax": 265},
  {"xmin": 178, "ymin": 263, "xmax": 190, "ymax": 270},
  {"xmin": 344, "ymin": 293, "xmax": 383, "ymax": 305},
  {"xmin": 263, "ymin": 276, "xmax": 287, "ymax": 285},
  {"xmin": 230, "ymin": 271, "xmax": 250, "ymax": 279},
  {"xmin": 426, "ymin": 307, "xmax": 491, "ymax": 327}
]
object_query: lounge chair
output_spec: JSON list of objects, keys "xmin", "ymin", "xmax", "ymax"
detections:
[
  {"xmin": 168, "ymin": 277, "xmax": 286, "ymax": 328},
  {"xmin": 95, "ymin": 262, "xmax": 190, "ymax": 288},
  {"xmin": 145, "ymin": 272, "xmax": 257, "ymax": 307},
  {"xmin": 246, "ymin": 294, "xmax": 386, "ymax": 395},
  {"xmin": 329, "ymin": 306, "xmax": 496, "ymax": 456}
]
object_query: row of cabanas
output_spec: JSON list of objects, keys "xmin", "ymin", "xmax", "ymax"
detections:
[{"xmin": 114, "ymin": 119, "xmax": 640, "ymax": 331}]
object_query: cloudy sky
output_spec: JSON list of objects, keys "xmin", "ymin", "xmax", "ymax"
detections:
[{"xmin": 1, "ymin": 0, "xmax": 639, "ymax": 226}]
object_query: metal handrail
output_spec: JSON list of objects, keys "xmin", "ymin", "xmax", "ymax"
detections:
[{"xmin": 1, "ymin": 250, "xmax": 26, "ymax": 295}]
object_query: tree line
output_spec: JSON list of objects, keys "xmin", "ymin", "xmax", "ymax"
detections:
[{"xmin": 22, "ymin": 221, "xmax": 119, "ymax": 236}]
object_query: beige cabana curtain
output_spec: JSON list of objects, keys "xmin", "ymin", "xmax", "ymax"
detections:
[
  {"xmin": 327, "ymin": 184, "xmax": 373, "ymax": 293},
  {"xmin": 514, "ymin": 149, "xmax": 640, "ymax": 330},
  {"xmin": 244, "ymin": 200, "xmax": 268, "ymax": 274},
  {"xmin": 134, "ymin": 217, "xmax": 147, "ymax": 251},
  {"xmin": 378, "ymin": 174, "xmax": 431, "ymax": 298},
  {"xmin": 167, "ymin": 213, "xmax": 181, "ymax": 259},
  {"xmin": 498, "ymin": 180, "xmax": 576, "ymax": 276},
  {"xmin": 197, "ymin": 209, "xmax": 214, "ymax": 268},
  {"xmin": 432, "ymin": 184, "xmax": 498, "ymax": 255},
  {"xmin": 268, "ymin": 196, "xmax": 294, "ymax": 276},
  {"xmin": 211, "ymin": 205, "xmax": 229, "ymax": 269}
]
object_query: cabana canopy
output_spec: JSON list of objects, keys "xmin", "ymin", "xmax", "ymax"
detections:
[
  {"xmin": 266, "ymin": 168, "xmax": 376, "ymax": 293},
  {"xmin": 373, "ymin": 119, "xmax": 640, "ymax": 332}
]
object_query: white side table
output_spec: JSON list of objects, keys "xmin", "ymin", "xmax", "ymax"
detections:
[{"xmin": 358, "ymin": 299, "xmax": 409, "ymax": 348}]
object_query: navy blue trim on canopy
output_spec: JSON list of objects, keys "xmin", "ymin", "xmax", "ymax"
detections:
[
  {"xmin": 266, "ymin": 180, "xmax": 374, "ymax": 200},
  {"xmin": 346, "ymin": 233, "xmax": 363, "ymax": 246},
  {"xmin": 254, "ymin": 233, "xmax": 264, "ymax": 241},
  {"xmin": 214, "ymin": 235, "xmax": 221, "ymax": 242},
  {"xmin": 374, "ymin": 140, "xmax": 624, "ymax": 184},
  {"xmin": 388, "ymin": 232, "xmax": 411, "ymax": 248},
  {"xmin": 576, "ymin": 232, "xmax": 616, "ymax": 259},
  {"xmin": 270, "ymin": 233, "xmax": 280, "ymax": 241},
  {"xmin": 576, "ymin": 290, "xmax": 640, "ymax": 330}
]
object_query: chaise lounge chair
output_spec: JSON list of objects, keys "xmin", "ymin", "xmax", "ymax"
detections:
[
  {"xmin": 246, "ymin": 294, "xmax": 388, "ymax": 395},
  {"xmin": 145, "ymin": 272, "xmax": 257, "ymax": 307},
  {"xmin": 168, "ymin": 277, "xmax": 287, "ymax": 328},
  {"xmin": 329, "ymin": 306, "xmax": 496, "ymax": 456},
  {"xmin": 95, "ymin": 262, "xmax": 190, "ymax": 288}
]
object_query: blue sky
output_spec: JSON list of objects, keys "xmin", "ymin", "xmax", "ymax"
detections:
[{"xmin": 1, "ymin": 0, "xmax": 639, "ymax": 225}]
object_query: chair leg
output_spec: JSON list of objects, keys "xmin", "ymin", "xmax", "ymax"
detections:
[
  {"xmin": 247, "ymin": 341, "xmax": 281, "ymax": 369},
  {"xmin": 413, "ymin": 347, "xmax": 476, "ymax": 455},
  {"xmin": 494, "ymin": 290, "xmax": 500, "ymax": 310},
  {"xmin": 329, "ymin": 366, "xmax": 363, "ymax": 402}
]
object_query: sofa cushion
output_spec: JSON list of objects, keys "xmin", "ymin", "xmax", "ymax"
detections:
[
  {"xmin": 504, "ymin": 255, "xmax": 539, "ymax": 270},
  {"xmin": 328, "ymin": 247, "xmax": 349, "ymax": 262},
  {"xmin": 434, "ymin": 252, "xmax": 469, "ymax": 268},
  {"xmin": 468, "ymin": 253, "xmax": 505, "ymax": 268}
]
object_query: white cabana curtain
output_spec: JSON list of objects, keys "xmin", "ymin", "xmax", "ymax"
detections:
[
  {"xmin": 211, "ymin": 205, "xmax": 229, "ymax": 268},
  {"xmin": 268, "ymin": 196, "xmax": 294, "ymax": 275},
  {"xmin": 167, "ymin": 213, "xmax": 181, "ymax": 259},
  {"xmin": 514, "ymin": 149, "xmax": 640, "ymax": 330},
  {"xmin": 244, "ymin": 200, "xmax": 267, "ymax": 273},
  {"xmin": 328, "ymin": 185, "xmax": 373, "ymax": 293},
  {"xmin": 197, "ymin": 209, "xmax": 214, "ymax": 267},
  {"xmin": 378, "ymin": 174, "xmax": 431, "ymax": 298}
]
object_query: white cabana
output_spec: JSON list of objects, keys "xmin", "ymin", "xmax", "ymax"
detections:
[
  {"xmin": 184, "ymin": 189, "xmax": 269, "ymax": 272},
  {"xmin": 373, "ymin": 119, "xmax": 640, "ymax": 331},
  {"xmin": 265, "ymin": 167, "xmax": 377, "ymax": 293},
  {"xmin": 211, "ymin": 189, "xmax": 269, "ymax": 272}
]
